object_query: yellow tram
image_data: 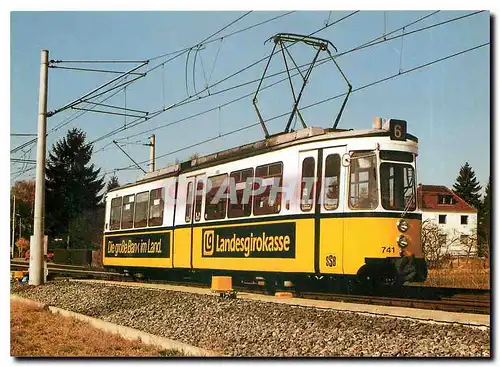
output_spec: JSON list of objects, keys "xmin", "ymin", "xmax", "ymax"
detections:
[{"xmin": 103, "ymin": 118, "xmax": 427, "ymax": 289}]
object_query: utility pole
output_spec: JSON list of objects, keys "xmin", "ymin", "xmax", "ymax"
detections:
[
  {"xmin": 149, "ymin": 134, "xmax": 155, "ymax": 172},
  {"xmin": 29, "ymin": 49, "xmax": 49, "ymax": 285},
  {"xmin": 11, "ymin": 195, "xmax": 15, "ymax": 259}
]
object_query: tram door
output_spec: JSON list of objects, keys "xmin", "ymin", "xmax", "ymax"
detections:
[
  {"xmin": 178, "ymin": 174, "xmax": 206, "ymax": 269},
  {"xmin": 318, "ymin": 146, "xmax": 347, "ymax": 275},
  {"xmin": 298, "ymin": 150, "xmax": 319, "ymax": 273}
]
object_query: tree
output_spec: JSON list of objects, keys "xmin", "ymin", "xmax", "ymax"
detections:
[
  {"xmin": 45, "ymin": 128, "xmax": 104, "ymax": 248},
  {"xmin": 68, "ymin": 207, "xmax": 105, "ymax": 250},
  {"xmin": 452, "ymin": 162, "xmax": 482, "ymax": 209},
  {"xmin": 477, "ymin": 177, "xmax": 491, "ymax": 257},
  {"xmin": 11, "ymin": 180, "xmax": 36, "ymax": 239},
  {"xmin": 447, "ymin": 227, "xmax": 477, "ymax": 261},
  {"xmin": 421, "ymin": 219, "xmax": 450, "ymax": 269},
  {"xmin": 15, "ymin": 238, "xmax": 29, "ymax": 258},
  {"xmin": 106, "ymin": 174, "xmax": 120, "ymax": 192}
]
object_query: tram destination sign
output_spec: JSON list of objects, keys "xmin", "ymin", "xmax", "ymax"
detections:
[
  {"xmin": 105, "ymin": 232, "xmax": 171, "ymax": 258},
  {"xmin": 386, "ymin": 119, "xmax": 407, "ymax": 141}
]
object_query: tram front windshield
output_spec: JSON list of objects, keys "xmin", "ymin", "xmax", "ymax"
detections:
[{"xmin": 380, "ymin": 151, "xmax": 416, "ymax": 211}]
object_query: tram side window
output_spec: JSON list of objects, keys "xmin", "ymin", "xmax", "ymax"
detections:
[
  {"xmin": 194, "ymin": 181, "xmax": 204, "ymax": 222},
  {"xmin": 110, "ymin": 197, "xmax": 122, "ymax": 230},
  {"xmin": 185, "ymin": 182, "xmax": 193, "ymax": 222},
  {"xmin": 300, "ymin": 157, "xmax": 315, "ymax": 212},
  {"xmin": 134, "ymin": 191, "xmax": 149, "ymax": 228},
  {"xmin": 149, "ymin": 188, "xmax": 164, "ymax": 226},
  {"xmin": 349, "ymin": 152, "xmax": 378, "ymax": 210},
  {"xmin": 205, "ymin": 174, "xmax": 228, "ymax": 220},
  {"xmin": 121, "ymin": 194, "xmax": 135, "ymax": 229},
  {"xmin": 324, "ymin": 154, "xmax": 341, "ymax": 211},
  {"xmin": 228, "ymin": 168, "xmax": 254, "ymax": 218},
  {"xmin": 254, "ymin": 162, "xmax": 283, "ymax": 216}
]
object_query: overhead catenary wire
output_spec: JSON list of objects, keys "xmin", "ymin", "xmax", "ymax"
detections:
[
  {"xmin": 11, "ymin": 77, "xmax": 135, "ymax": 155},
  {"xmin": 11, "ymin": 9, "xmax": 467, "ymax": 166},
  {"xmin": 11, "ymin": 158, "xmax": 37, "ymax": 163},
  {"xmin": 103, "ymin": 10, "xmax": 464, "ymax": 144},
  {"xmin": 87, "ymin": 11, "xmax": 361, "ymax": 149},
  {"xmin": 46, "ymin": 61, "xmax": 148, "ymax": 118},
  {"xmin": 11, "ymin": 72, "xmax": 144, "ymax": 154},
  {"xmin": 112, "ymin": 140, "xmax": 147, "ymax": 174},
  {"xmin": 151, "ymin": 11, "xmax": 359, "ymax": 108},
  {"xmin": 148, "ymin": 11, "xmax": 285, "ymax": 62},
  {"xmin": 18, "ymin": 11, "xmax": 357, "ymax": 159},
  {"xmin": 11, "ymin": 12, "xmax": 484, "ymax": 180},
  {"xmin": 107, "ymin": 41, "xmax": 489, "ymax": 174},
  {"xmin": 10, "ymin": 12, "xmax": 294, "ymax": 157},
  {"xmin": 99, "ymin": 10, "xmax": 460, "ymax": 146},
  {"xmin": 48, "ymin": 65, "xmax": 146, "ymax": 75},
  {"xmin": 50, "ymin": 59, "xmax": 147, "ymax": 64}
]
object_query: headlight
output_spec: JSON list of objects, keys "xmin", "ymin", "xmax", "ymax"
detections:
[
  {"xmin": 397, "ymin": 218, "xmax": 409, "ymax": 232},
  {"xmin": 397, "ymin": 235, "xmax": 408, "ymax": 248}
]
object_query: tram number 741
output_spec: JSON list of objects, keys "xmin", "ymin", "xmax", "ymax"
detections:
[{"xmin": 381, "ymin": 246, "xmax": 396, "ymax": 254}]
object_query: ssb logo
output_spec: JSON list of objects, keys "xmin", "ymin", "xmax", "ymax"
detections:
[{"xmin": 202, "ymin": 230, "xmax": 215, "ymax": 256}]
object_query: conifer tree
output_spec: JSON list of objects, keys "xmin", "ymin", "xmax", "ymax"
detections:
[
  {"xmin": 478, "ymin": 177, "xmax": 491, "ymax": 257},
  {"xmin": 106, "ymin": 174, "xmax": 120, "ymax": 192},
  {"xmin": 452, "ymin": 162, "xmax": 482, "ymax": 209},
  {"xmin": 45, "ymin": 128, "xmax": 104, "ymax": 247}
]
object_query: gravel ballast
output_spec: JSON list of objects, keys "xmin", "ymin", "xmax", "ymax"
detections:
[{"xmin": 11, "ymin": 281, "xmax": 490, "ymax": 357}]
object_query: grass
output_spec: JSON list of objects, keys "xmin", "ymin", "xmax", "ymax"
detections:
[
  {"xmin": 420, "ymin": 268, "xmax": 490, "ymax": 289},
  {"xmin": 10, "ymin": 300, "xmax": 184, "ymax": 357},
  {"xmin": 416, "ymin": 258, "xmax": 490, "ymax": 289}
]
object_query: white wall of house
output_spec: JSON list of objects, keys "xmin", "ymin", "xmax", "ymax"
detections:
[{"xmin": 422, "ymin": 211, "xmax": 477, "ymax": 256}]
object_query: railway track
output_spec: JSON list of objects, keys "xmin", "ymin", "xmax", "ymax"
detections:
[
  {"xmin": 10, "ymin": 259, "xmax": 123, "ymax": 279},
  {"xmin": 297, "ymin": 291, "xmax": 490, "ymax": 315},
  {"xmin": 11, "ymin": 260, "xmax": 490, "ymax": 315}
]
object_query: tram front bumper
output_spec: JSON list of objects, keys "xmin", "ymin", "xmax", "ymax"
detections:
[{"xmin": 365, "ymin": 256, "xmax": 428, "ymax": 283}]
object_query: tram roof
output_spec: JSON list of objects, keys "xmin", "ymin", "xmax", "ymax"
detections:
[{"xmin": 109, "ymin": 126, "xmax": 418, "ymax": 192}]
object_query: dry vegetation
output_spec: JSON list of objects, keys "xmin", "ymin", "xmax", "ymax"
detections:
[
  {"xmin": 420, "ymin": 218, "xmax": 490, "ymax": 289},
  {"xmin": 417, "ymin": 258, "xmax": 490, "ymax": 289},
  {"xmin": 10, "ymin": 300, "xmax": 183, "ymax": 357}
]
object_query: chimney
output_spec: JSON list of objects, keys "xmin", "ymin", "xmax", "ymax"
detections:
[{"xmin": 373, "ymin": 117, "xmax": 382, "ymax": 129}]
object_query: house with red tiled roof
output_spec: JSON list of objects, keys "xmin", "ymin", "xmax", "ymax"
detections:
[{"xmin": 417, "ymin": 184, "xmax": 478, "ymax": 256}]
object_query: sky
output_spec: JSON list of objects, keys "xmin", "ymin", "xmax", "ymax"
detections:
[{"xmin": 9, "ymin": 10, "xmax": 491, "ymax": 193}]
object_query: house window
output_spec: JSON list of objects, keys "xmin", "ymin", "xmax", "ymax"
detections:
[
  {"xmin": 461, "ymin": 215, "xmax": 468, "ymax": 225},
  {"xmin": 438, "ymin": 214, "xmax": 447, "ymax": 224},
  {"xmin": 460, "ymin": 235, "xmax": 469, "ymax": 245},
  {"xmin": 438, "ymin": 194, "xmax": 455, "ymax": 205}
]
